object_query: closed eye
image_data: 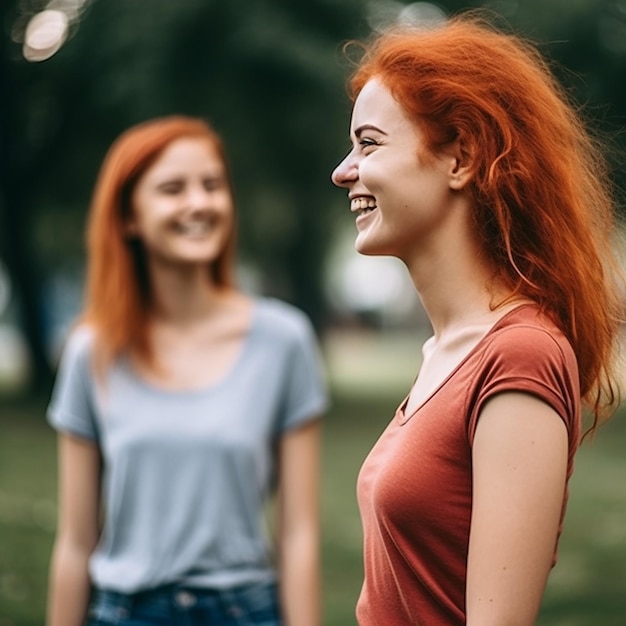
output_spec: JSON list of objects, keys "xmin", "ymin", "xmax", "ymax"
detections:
[
  {"xmin": 203, "ymin": 177, "xmax": 226, "ymax": 192},
  {"xmin": 354, "ymin": 124, "xmax": 386, "ymax": 149},
  {"xmin": 359, "ymin": 137, "xmax": 380, "ymax": 150},
  {"xmin": 158, "ymin": 181, "xmax": 184, "ymax": 194}
]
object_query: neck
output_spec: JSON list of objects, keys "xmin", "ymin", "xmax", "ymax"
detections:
[
  {"xmin": 146, "ymin": 260, "xmax": 229, "ymax": 325},
  {"xmin": 403, "ymin": 223, "xmax": 509, "ymax": 338}
]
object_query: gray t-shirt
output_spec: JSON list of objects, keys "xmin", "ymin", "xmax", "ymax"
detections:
[{"xmin": 48, "ymin": 298, "xmax": 328, "ymax": 593}]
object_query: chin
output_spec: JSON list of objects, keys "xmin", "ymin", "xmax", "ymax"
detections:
[
  {"xmin": 175, "ymin": 244, "xmax": 223, "ymax": 263},
  {"xmin": 355, "ymin": 236, "xmax": 393, "ymax": 257}
]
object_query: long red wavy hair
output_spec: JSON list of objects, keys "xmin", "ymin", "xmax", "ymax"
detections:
[
  {"xmin": 348, "ymin": 15, "xmax": 623, "ymax": 430},
  {"xmin": 82, "ymin": 115, "xmax": 237, "ymax": 370}
]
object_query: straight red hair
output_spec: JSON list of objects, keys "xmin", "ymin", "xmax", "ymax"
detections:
[
  {"xmin": 349, "ymin": 15, "xmax": 623, "ymax": 430},
  {"xmin": 83, "ymin": 115, "xmax": 237, "ymax": 370}
]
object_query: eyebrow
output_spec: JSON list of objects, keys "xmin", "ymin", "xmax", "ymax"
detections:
[
  {"xmin": 354, "ymin": 124, "xmax": 387, "ymax": 138},
  {"xmin": 156, "ymin": 177, "xmax": 184, "ymax": 185}
]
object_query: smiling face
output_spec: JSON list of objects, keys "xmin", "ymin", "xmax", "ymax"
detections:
[
  {"xmin": 331, "ymin": 79, "xmax": 463, "ymax": 262},
  {"xmin": 128, "ymin": 136, "xmax": 234, "ymax": 270}
]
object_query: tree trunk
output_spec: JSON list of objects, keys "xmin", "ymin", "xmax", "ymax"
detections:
[{"xmin": 0, "ymin": 8, "xmax": 54, "ymax": 397}]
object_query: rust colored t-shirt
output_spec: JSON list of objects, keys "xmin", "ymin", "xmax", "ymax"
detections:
[{"xmin": 356, "ymin": 305, "xmax": 581, "ymax": 625}]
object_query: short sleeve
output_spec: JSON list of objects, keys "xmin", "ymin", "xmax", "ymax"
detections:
[
  {"xmin": 47, "ymin": 326, "xmax": 100, "ymax": 442},
  {"xmin": 467, "ymin": 325, "xmax": 580, "ymax": 445},
  {"xmin": 277, "ymin": 313, "xmax": 329, "ymax": 433}
]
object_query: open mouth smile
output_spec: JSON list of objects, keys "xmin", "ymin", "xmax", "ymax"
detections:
[
  {"xmin": 174, "ymin": 219, "xmax": 215, "ymax": 236},
  {"xmin": 350, "ymin": 197, "xmax": 377, "ymax": 216}
]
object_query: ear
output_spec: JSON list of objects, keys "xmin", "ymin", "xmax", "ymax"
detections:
[
  {"xmin": 124, "ymin": 214, "xmax": 139, "ymax": 238},
  {"xmin": 447, "ymin": 138, "xmax": 473, "ymax": 191}
]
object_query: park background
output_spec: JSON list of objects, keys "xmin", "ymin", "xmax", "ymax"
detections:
[{"xmin": 2, "ymin": 0, "xmax": 626, "ymax": 624}]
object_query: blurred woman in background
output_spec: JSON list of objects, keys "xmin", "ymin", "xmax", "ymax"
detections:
[
  {"xmin": 47, "ymin": 115, "xmax": 327, "ymax": 626},
  {"xmin": 332, "ymin": 13, "xmax": 623, "ymax": 626}
]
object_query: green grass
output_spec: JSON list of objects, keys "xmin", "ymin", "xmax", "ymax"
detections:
[
  {"xmin": 322, "ymin": 391, "xmax": 395, "ymax": 626},
  {"xmin": 0, "ymin": 399, "xmax": 57, "ymax": 626},
  {"xmin": 535, "ymin": 414, "xmax": 626, "ymax": 626},
  {"xmin": 2, "ymin": 343, "xmax": 626, "ymax": 624}
]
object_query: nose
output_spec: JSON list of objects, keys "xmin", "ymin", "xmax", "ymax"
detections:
[
  {"xmin": 187, "ymin": 185, "xmax": 212, "ymax": 211},
  {"xmin": 331, "ymin": 151, "xmax": 358, "ymax": 188}
]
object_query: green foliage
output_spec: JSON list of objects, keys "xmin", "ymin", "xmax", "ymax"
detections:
[
  {"xmin": 3, "ymin": 0, "xmax": 626, "ymax": 382},
  {"xmin": 3, "ymin": 0, "xmax": 370, "ymax": 318}
]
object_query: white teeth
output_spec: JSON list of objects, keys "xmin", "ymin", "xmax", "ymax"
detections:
[
  {"xmin": 177, "ymin": 221, "xmax": 210, "ymax": 236},
  {"xmin": 350, "ymin": 197, "xmax": 377, "ymax": 213}
]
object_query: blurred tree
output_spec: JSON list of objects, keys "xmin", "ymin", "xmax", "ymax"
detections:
[
  {"xmin": 1, "ymin": 0, "xmax": 68, "ymax": 394},
  {"xmin": 1, "ymin": 0, "xmax": 368, "ymax": 396}
]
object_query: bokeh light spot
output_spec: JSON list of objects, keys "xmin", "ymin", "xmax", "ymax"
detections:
[
  {"xmin": 398, "ymin": 2, "xmax": 447, "ymax": 27},
  {"xmin": 23, "ymin": 9, "xmax": 69, "ymax": 62},
  {"xmin": 367, "ymin": 1, "xmax": 447, "ymax": 32}
]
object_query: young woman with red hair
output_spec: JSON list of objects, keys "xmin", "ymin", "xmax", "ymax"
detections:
[
  {"xmin": 332, "ymin": 14, "xmax": 623, "ymax": 626},
  {"xmin": 46, "ymin": 116, "xmax": 327, "ymax": 626}
]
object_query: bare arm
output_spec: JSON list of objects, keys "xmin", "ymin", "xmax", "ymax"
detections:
[
  {"xmin": 47, "ymin": 433, "xmax": 101, "ymax": 626},
  {"xmin": 466, "ymin": 392, "xmax": 568, "ymax": 626},
  {"xmin": 276, "ymin": 418, "xmax": 322, "ymax": 626}
]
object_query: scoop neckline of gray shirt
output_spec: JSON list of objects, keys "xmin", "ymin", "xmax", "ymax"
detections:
[{"xmin": 120, "ymin": 299, "xmax": 260, "ymax": 398}]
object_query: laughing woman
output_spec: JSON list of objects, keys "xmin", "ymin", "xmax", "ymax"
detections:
[
  {"xmin": 46, "ymin": 116, "xmax": 328, "ymax": 626},
  {"xmin": 331, "ymin": 14, "xmax": 623, "ymax": 626}
]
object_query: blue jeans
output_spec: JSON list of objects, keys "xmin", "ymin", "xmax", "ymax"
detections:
[{"xmin": 86, "ymin": 581, "xmax": 282, "ymax": 625}]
